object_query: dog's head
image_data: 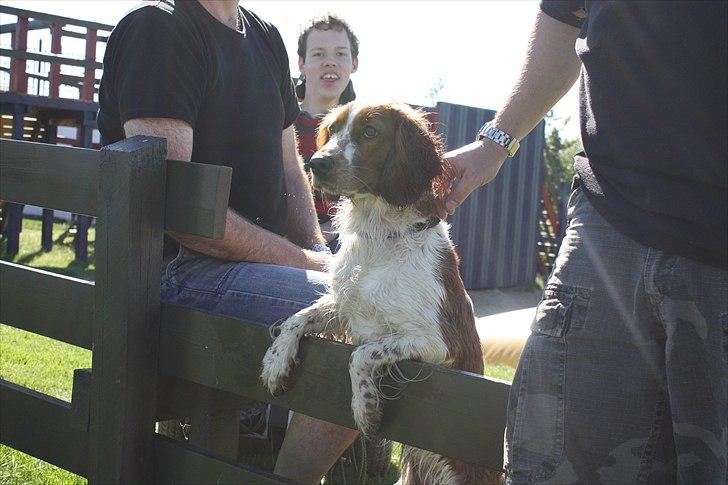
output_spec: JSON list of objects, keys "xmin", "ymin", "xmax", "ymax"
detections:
[{"xmin": 308, "ymin": 101, "xmax": 447, "ymax": 209}]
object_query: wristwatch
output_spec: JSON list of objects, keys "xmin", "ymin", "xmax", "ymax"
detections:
[
  {"xmin": 476, "ymin": 121, "xmax": 521, "ymax": 157},
  {"xmin": 310, "ymin": 243, "xmax": 332, "ymax": 254}
]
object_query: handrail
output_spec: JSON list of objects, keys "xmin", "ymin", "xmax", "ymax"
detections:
[{"xmin": 0, "ymin": 5, "xmax": 114, "ymax": 32}]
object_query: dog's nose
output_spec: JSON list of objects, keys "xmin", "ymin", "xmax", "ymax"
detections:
[{"xmin": 307, "ymin": 154, "xmax": 334, "ymax": 175}]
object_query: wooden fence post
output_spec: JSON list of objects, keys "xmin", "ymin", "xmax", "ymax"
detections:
[
  {"xmin": 88, "ymin": 136, "xmax": 167, "ymax": 484},
  {"xmin": 9, "ymin": 16, "xmax": 28, "ymax": 94}
]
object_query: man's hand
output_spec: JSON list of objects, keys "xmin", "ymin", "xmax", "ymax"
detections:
[{"xmin": 442, "ymin": 139, "xmax": 508, "ymax": 215}]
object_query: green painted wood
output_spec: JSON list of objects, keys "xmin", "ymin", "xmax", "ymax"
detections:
[
  {"xmin": 71, "ymin": 368, "xmax": 92, "ymax": 431},
  {"xmin": 154, "ymin": 434, "xmax": 295, "ymax": 484},
  {"xmin": 165, "ymin": 159, "xmax": 231, "ymax": 240},
  {"xmin": 88, "ymin": 135, "xmax": 167, "ymax": 484},
  {"xmin": 158, "ymin": 304, "xmax": 511, "ymax": 470},
  {"xmin": 0, "ymin": 379, "xmax": 89, "ymax": 477},
  {"xmin": 0, "ymin": 139, "xmax": 99, "ymax": 215},
  {"xmin": 0, "ymin": 261, "xmax": 93, "ymax": 350}
]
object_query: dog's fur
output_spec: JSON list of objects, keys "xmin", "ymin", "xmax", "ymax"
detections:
[{"xmin": 261, "ymin": 102, "xmax": 498, "ymax": 484}]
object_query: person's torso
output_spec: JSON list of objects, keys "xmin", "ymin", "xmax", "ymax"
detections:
[
  {"xmin": 575, "ymin": 0, "xmax": 727, "ymax": 269},
  {"xmin": 99, "ymin": 1, "xmax": 294, "ymax": 237}
]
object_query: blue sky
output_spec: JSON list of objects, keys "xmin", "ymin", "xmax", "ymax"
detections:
[{"xmin": 1, "ymin": 0, "xmax": 581, "ymax": 139}]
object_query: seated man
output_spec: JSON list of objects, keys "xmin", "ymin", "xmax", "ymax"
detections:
[
  {"xmin": 294, "ymin": 14, "xmax": 359, "ymax": 242},
  {"xmin": 97, "ymin": 0, "xmax": 358, "ymax": 482}
]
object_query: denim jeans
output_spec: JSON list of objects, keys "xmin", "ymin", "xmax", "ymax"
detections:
[
  {"xmin": 505, "ymin": 187, "xmax": 728, "ymax": 484},
  {"xmin": 161, "ymin": 246, "xmax": 328, "ymax": 326}
]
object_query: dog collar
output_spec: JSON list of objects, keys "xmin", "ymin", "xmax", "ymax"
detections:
[{"xmin": 368, "ymin": 217, "xmax": 440, "ymax": 240}]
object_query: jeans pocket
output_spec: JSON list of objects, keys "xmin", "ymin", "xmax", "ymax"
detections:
[{"xmin": 507, "ymin": 284, "xmax": 590, "ymax": 483}]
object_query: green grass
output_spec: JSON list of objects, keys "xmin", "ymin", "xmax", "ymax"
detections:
[{"xmin": 0, "ymin": 217, "xmax": 515, "ymax": 484}]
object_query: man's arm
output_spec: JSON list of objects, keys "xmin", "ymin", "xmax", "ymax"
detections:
[
  {"xmin": 443, "ymin": 11, "xmax": 583, "ymax": 213},
  {"xmin": 281, "ymin": 125, "xmax": 326, "ymax": 249},
  {"xmin": 124, "ymin": 118, "xmax": 330, "ymax": 271}
]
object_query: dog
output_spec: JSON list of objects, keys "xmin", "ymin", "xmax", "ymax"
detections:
[{"xmin": 261, "ymin": 101, "xmax": 498, "ymax": 484}]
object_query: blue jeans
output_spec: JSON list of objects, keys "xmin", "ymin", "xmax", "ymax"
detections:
[
  {"xmin": 161, "ymin": 246, "xmax": 328, "ymax": 326},
  {"xmin": 505, "ymin": 187, "xmax": 728, "ymax": 484}
]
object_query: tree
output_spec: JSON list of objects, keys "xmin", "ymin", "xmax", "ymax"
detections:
[{"xmin": 543, "ymin": 111, "xmax": 581, "ymax": 207}]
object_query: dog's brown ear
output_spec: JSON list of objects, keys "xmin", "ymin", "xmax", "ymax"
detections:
[
  {"xmin": 315, "ymin": 112, "xmax": 333, "ymax": 150},
  {"xmin": 380, "ymin": 107, "xmax": 443, "ymax": 207}
]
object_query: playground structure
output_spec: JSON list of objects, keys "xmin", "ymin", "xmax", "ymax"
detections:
[{"xmin": 1, "ymin": 5, "xmax": 113, "ymax": 262}]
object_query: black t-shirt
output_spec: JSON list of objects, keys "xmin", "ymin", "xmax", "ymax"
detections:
[
  {"xmin": 541, "ymin": 1, "xmax": 727, "ymax": 270},
  {"xmin": 98, "ymin": 0, "xmax": 299, "ymax": 239}
]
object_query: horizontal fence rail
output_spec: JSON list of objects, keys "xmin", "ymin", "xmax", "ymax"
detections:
[
  {"xmin": 0, "ymin": 379, "xmax": 89, "ymax": 477},
  {"xmin": 159, "ymin": 304, "xmax": 510, "ymax": 470},
  {"xmin": 0, "ymin": 138, "xmax": 232, "ymax": 238},
  {"xmin": 0, "ymin": 261, "xmax": 94, "ymax": 349}
]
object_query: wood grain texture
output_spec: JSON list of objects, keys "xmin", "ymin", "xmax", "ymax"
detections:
[{"xmin": 88, "ymin": 135, "xmax": 166, "ymax": 483}]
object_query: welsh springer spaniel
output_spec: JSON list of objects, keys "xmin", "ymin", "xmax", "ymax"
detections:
[{"xmin": 261, "ymin": 102, "xmax": 498, "ymax": 484}]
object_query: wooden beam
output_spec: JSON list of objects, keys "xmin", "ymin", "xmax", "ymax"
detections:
[
  {"xmin": 158, "ymin": 304, "xmax": 511, "ymax": 470},
  {"xmin": 0, "ymin": 5, "xmax": 114, "ymax": 32},
  {"xmin": 88, "ymin": 135, "xmax": 167, "ymax": 483},
  {"xmin": 0, "ymin": 48, "xmax": 103, "ymax": 70},
  {"xmin": 0, "ymin": 139, "xmax": 99, "ymax": 215},
  {"xmin": 0, "ymin": 261, "xmax": 94, "ymax": 349},
  {"xmin": 0, "ymin": 138, "xmax": 231, "ymax": 239},
  {"xmin": 165, "ymin": 159, "xmax": 231, "ymax": 239},
  {"xmin": 154, "ymin": 434, "xmax": 296, "ymax": 484},
  {"xmin": 0, "ymin": 379, "xmax": 89, "ymax": 477}
]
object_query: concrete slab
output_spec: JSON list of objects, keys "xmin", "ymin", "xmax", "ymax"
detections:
[{"xmin": 467, "ymin": 287, "xmax": 542, "ymax": 368}]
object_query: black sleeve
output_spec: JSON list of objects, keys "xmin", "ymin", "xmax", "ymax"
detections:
[
  {"xmin": 267, "ymin": 24, "xmax": 300, "ymax": 130},
  {"xmin": 540, "ymin": 1, "xmax": 587, "ymax": 28},
  {"xmin": 106, "ymin": 7, "xmax": 206, "ymax": 127}
]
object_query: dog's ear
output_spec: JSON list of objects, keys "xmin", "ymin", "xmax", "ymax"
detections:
[
  {"xmin": 316, "ymin": 112, "xmax": 334, "ymax": 150},
  {"xmin": 380, "ymin": 108, "xmax": 443, "ymax": 207}
]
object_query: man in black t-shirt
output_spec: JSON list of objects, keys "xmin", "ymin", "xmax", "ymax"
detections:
[
  {"xmin": 98, "ymin": 1, "xmax": 358, "ymax": 481},
  {"xmin": 443, "ymin": 1, "xmax": 726, "ymax": 483}
]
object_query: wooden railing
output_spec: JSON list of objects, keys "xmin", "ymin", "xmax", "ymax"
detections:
[
  {"xmin": 0, "ymin": 137, "xmax": 510, "ymax": 483},
  {"xmin": 0, "ymin": 5, "xmax": 113, "ymax": 100}
]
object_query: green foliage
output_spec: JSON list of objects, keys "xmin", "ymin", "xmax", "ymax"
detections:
[{"xmin": 543, "ymin": 112, "xmax": 582, "ymax": 207}]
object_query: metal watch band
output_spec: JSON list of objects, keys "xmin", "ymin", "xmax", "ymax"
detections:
[
  {"xmin": 477, "ymin": 122, "xmax": 520, "ymax": 157},
  {"xmin": 310, "ymin": 243, "xmax": 331, "ymax": 253}
]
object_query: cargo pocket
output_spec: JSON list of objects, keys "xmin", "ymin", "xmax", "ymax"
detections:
[{"xmin": 506, "ymin": 283, "xmax": 590, "ymax": 483}]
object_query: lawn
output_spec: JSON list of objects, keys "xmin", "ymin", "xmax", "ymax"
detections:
[{"xmin": 0, "ymin": 217, "xmax": 515, "ymax": 484}]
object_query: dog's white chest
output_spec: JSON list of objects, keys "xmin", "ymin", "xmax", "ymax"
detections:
[{"xmin": 330, "ymin": 234, "xmax": 445, "ymax": 345}]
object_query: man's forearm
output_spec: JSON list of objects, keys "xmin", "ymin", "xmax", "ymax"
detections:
[
  {"xmin": 492, "ymin": 11, "xmax": 582, "ymax": 139},
  {"xmin": 169, "ymin": 208, "xmax": 321, "ymax": 270},
  {"xmin": 282, "ymin": 125, "xmax": 325, "ymax": 249}
]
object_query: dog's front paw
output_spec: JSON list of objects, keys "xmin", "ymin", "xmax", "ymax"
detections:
[
  {"xmin": 350, "ymin": 377, "xmax": 383, "ymax": 435},
  {"xmin": 260, "ymin": 324, "xmax": 302, "ymax": 395}
]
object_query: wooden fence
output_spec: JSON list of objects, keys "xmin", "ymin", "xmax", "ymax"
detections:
[{"xmin": 0, "ymin": 137, "xmax": 511, "ymax": 483}]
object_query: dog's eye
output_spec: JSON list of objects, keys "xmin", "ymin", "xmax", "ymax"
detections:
[{"xmin": 362, "ymin": 126, "xmax": 378, "ymax": 139}]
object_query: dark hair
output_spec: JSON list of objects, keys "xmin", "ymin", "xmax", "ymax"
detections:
[{"xmin": 297, "ymin": 14, "xmax": 359, "ymax": 59}]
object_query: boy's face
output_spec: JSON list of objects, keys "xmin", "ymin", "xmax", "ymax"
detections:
[{"xmin": 299, "ymin": 28, "xmax": 358, "ymax": 100}]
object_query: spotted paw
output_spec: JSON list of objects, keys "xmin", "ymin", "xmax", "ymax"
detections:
[{"xmin": 260, "ymin": 339, "xmax": 298, "ymax": 396}]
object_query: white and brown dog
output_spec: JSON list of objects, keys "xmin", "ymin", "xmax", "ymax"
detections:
[{"xmin": 261, "ymin": 102, "xmax": 497, "ymax": 484}]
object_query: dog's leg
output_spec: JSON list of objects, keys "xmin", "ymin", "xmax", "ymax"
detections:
[
  {"xmin": 348, "ymin": 334, "xmax": 447, "ymax": 435},
  {"xmin": 261, "ymin": 295, "xmax": 338, "ymax": 395}
]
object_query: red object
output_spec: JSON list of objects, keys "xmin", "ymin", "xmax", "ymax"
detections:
[
  {"xmin": 81, "ymin": 29, "xmax": 97, "ymax": 101},
  {"xmin": 295, "ymin": 111, "xmax": 338, "ymax": 220},
  {"xmin": 49, "ymin": 22, "xmax": 63, "ymax": 97},
  {"xmin": 9, "ymin": 17, "xmax": 28, "ymax": 93}
]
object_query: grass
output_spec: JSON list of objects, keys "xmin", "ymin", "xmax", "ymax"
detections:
[{"xmin": 0, "ymin": 217, "xmax": 515, "ymax": 484}]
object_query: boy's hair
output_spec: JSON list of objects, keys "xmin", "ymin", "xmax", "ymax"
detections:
[{"xmin": 297, "ymin": 14, "xmax": 359, "ymax": 59}]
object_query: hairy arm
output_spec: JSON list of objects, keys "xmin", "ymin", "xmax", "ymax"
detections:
[
  {"xmin": 282, "ymin": 125, "xmax": 325, "ymax": 248},
  {"xmin": 123, "ymin": 118, "xmax": 329, "ymax": 271},
  {"xmin": 443, "ymin": 11, "xmax": 583, "ymax": 213}
]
